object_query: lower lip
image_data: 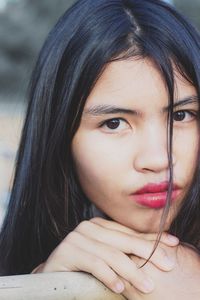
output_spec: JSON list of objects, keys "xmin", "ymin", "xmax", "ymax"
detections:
[{"xmin": 131, "ymin": 190, "xmax": 181, "ymax": 209}]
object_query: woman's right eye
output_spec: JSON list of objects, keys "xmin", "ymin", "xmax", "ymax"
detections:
[{"xmin": 99, "ymin": 118, "xmax": 130, "ymax": 132}]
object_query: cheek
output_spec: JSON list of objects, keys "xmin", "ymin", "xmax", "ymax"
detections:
[
  {"xmin": 71, "ymin": 132, "xmax": 122, "ymax": 195},
  {"xmin": 174, "ymin": 127, "xmax": 199, "ymax": 180}
]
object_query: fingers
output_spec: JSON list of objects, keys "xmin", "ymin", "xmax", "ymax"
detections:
[
  {"xmin": 36, "ymin": 218, "xmax": 177, "ymax": 297},
  {"xmin": 139, "ymin": 232, "xmax": 179, "ymax": 246},
  {"xmin": 72, "ymin": 247, "xmax": 125, "ymax": 294},
  {"xmin": 65, "ymin": 231, "xmax": 154, "ymax": 294},
  {"xmin": 91, "ymin": 217, "xmax": 179, "ymax": 246},
  {"xmin": 43, "ymin": 233, "xmax": 153, "ymax": 295},
  {"xmin": 76, "ymin": 220, "xmax": 175, "ymax": 271},
  {"xmin": 43, "ymin": 240, "xmax": 126, "ymax": 294},
  {"xmin": 91, "ymin": 217, "xmax": 139, "ymax": 235},
  {"xmin": 120, "ymin": 277, "xmax": 142, "ymax": 300}
]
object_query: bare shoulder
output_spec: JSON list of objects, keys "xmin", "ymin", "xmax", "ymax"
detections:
[
  {"xmin": 175, "ymin": 243, "xmax": 200, "ymax": 275},
  {"xmin": 131, "ymin": 243, "xmax": 200, "ymax": 300}
]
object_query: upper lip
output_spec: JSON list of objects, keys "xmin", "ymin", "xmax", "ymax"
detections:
[{"xmin": 134, "ymin": 181, "xmax": 180, "ymax": 195}]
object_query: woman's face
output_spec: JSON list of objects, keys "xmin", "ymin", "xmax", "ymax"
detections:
[{"xmin": 72, "ymin": 59, "xmax": 199, "ymax": 233}]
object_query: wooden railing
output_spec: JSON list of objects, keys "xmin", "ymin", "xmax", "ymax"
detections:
[{"xmin": 0, "ymin": 272, "xmax": 126, "ymax": 300}]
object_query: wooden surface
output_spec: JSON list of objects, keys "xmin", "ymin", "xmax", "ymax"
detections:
[{"xmin": 0, "ymin": 272, "xmax": 126, "ymax": 300}]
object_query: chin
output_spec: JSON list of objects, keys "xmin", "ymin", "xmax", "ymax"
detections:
[{"xmin": 124, "ymin": 219, "xmax": 171, "ymax": 234}]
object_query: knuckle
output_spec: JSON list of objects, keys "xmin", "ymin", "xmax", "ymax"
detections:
[
  {"xmin": 90, "ymin": 217, "xmax": 104, "ymax": 224},
  {"xmin": 75, "ymin": 220, "xmax": 91, "ymax": 232},
  {"xmin": 90, "ymin": 217, "xmax": 100, "ymax": 222},
  {"xmin": 108, "ymin": 248, "xmax": 123, "ymax": 261},
  {"xmin": 65, "ymin": 231, "xmax": 80, "ymax": 244},
  {"xmin": 128, "ymin": 235, "xmax": 138, "ymax": 248},
  {"xmin": 90, "ymin": 256, "xmax": 104, "ymax": 269},
  {"xmin": 108, "ymin": 248, "xmax": 128, "ymax": 262}
]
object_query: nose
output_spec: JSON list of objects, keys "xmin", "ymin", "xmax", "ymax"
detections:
[{"xmin": 133, "ymin": 123, "xmax": 176, "ymax": 173}]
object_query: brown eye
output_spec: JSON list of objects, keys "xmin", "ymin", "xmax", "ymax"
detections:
[
  {"xmin": 100, "ymin": 118, "xmax": 130, "ymax": 133},
  {"xmin": 173, "ymin": 110, "xmax": 196, "ymax": 122},
  {"xmin": 105, "ymin": 119, "xmax": 121, "ymax": 129},
  {"xmin": 173, "ymin": 111, "xmax": 186, "ymax": 121}
]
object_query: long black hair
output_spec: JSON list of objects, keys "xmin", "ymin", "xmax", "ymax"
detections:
[{"xmin": 0, "ymin": 0, "xmax": 200, "ymax": 275}]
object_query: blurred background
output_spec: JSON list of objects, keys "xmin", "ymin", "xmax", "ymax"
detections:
[{"xmin": 0, "ymin": 0, "xmax": 200, "ymax": 226}]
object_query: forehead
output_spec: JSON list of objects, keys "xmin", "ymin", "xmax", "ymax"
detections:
[{"xmin": 85, "ymin": 58, "xmax": 196, "ymax": 110}]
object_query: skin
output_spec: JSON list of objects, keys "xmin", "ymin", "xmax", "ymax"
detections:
[
  {"xmin": 123, "ymin": 244, "xmax": 200, "ymax": 299},
  {"xmin": 34, "ymin": 58, "xmax": 200, "ymax": 299},
  {"xmin": 92, "ymin": 218, "xmax": 200, "ymax": 300},
  {"xmin": 72, "ymin": 58, "xmax": 199, "ymax": 233}
]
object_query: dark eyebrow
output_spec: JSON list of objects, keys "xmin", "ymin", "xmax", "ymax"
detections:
[
  {"xmin": 163, "ymin": 95, "xmax": 199, "ymax": 112},
  {"xmin": 84, "ymin": 105, "xmax": 138, "ymax": 116},
  {"xmin": 84, "ymin": 96, "xmax": 199, "ymax": 117}
]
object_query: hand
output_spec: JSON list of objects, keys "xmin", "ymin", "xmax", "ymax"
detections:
[
  {"xmin": 121, "ymin": 243, "xmax": 200, "ymax": 300},
  {"xmin": 32, "ymin": 217, "xmax": 179, "ymax": 295}
]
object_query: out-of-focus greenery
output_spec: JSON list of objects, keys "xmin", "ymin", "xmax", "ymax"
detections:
[{"xmin": 0, "ymin": 0, "xmax": 199, "ymax": 102}]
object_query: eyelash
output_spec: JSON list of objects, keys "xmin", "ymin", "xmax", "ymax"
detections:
[
  {"xmin": 99, "ymin": 110, "xmax": 198, "ymax": 131},
  {"xmin": 173, "ymin": 110, "xmax": 198, "ymax": 122},
  {"xmin": 99, "ymin": 118, "xmax": 128, "ymax": 131}
]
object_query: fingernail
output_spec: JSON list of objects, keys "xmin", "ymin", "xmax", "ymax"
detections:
[
  {"xmin": 142, "ymin": 278, "xmax": 154, "ymax": 293},
  {"xmin": 167, "ymin": 235, "xmax": 179, "ymax": 244},
  {"xmin": 114, "ymin": 281, "xmax": 124, "ymax": 293}
]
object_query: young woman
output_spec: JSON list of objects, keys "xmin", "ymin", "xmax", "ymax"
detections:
[{"xmin": 0, "ymin": 0, "xmax": 200, "ymax": 299}]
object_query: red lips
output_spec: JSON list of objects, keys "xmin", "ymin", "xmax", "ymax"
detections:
[
  {"xmin": 135, "ymin": 181, "xmax": 179, "ymax": 195},
  {"xmin": 131, "ymin": 181, "xmax": 181, "ymax": 209}
]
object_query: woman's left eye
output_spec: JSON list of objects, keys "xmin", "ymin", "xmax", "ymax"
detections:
[
  {"xmin": 173, "ymin": 110, "xmax": 197, "ymax": 122},
  {"xmin": 99, "ymin": 118, "xmax": 130, "ymax": 132}
]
